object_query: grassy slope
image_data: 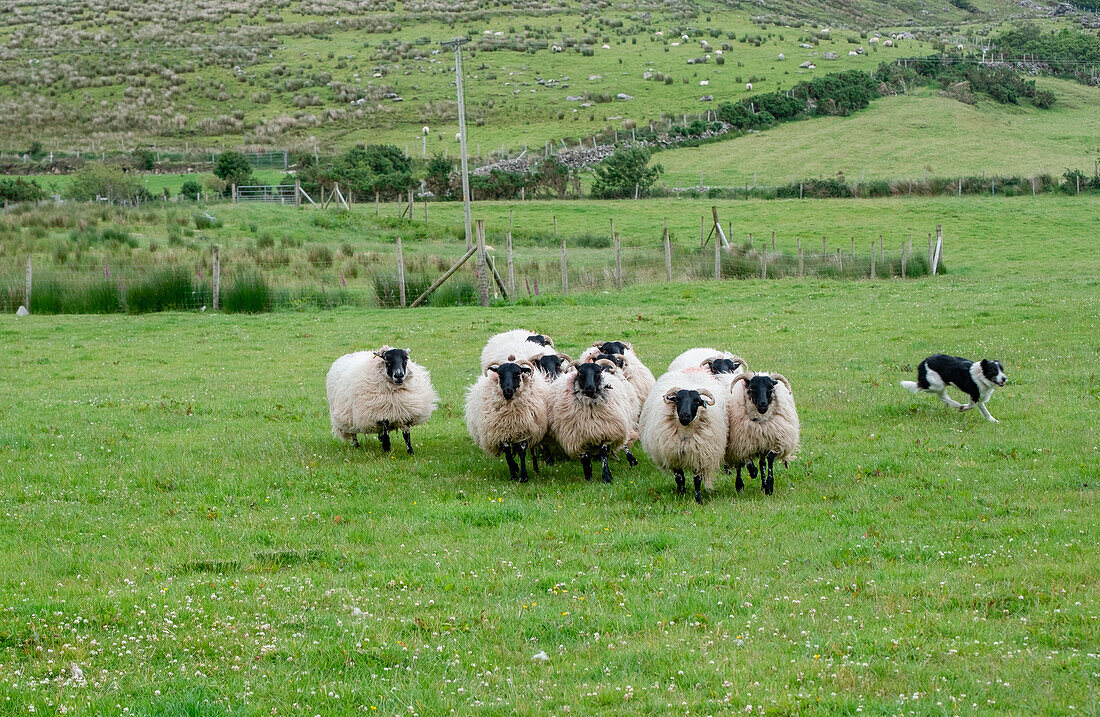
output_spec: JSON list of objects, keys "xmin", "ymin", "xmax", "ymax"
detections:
[
  {"xmin": 0, "ymin": 195, "xmax": 1098, "ymax": 713},
  {"xmin": 656, "ymin": 78, "xmax": 1100, "ymax": 186}
]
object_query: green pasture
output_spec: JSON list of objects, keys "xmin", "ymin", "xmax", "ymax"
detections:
[{"xmin": 0, "ymin": 192, "xmax": 1098, "ymax": 713}]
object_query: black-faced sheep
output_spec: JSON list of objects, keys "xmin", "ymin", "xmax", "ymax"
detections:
[
  {"xmin": 640, "ymin": 371, "xmax": 728, "ymax": 503},
  {"xmin": 725, "ymin": 372, "xmax": 800, "ymax": 495},
  {"xmin": 667, "ymin": 348, "xmax": 747, "ymax": 378},
  {"xmin": 465, "ymin": 356, "xmax": 550, "ymax": 482},
  {"xmin": 480, "ymin": 329, "xmax": 555, "ymax": 372},
  {"xmin": 326, "ymin": 346, "xmax": 438, "ymax": 454},
  {"xmin": 579, "ymin": 340, "xmax": 656, "ymax": 419},
  {"xmin": 547, "ymin": 359, "xmax": 636, "ymax": 483}
]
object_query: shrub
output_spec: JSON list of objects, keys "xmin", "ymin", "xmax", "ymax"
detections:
[
  {"xmin": 0, "ymin": 177, "xmax": 47, "ymax": 203},
  {"xmin": 125, "ymin": 268, "xmax": 201, "ymax": 313},
  {"xmin": 213, "ymin": 151, "xmax": 255, "ymax": 189},
  {"xmin": 222, "ymin": 271, "xmax": 272, "ymax": 313},
  {"xmin": 179, "ymin": 179, "xmax": 203, "ymax": 200},
  {"xmin": 590, "ymin": 146, "xmax": 663, "ymax": 199},
  {"xmin": 193, "ymin": 213, "xmax": 222, "ymax": 230},
  {"xmin": 66, "ymin": 163, "xmax": 150, "ymax": 204}
]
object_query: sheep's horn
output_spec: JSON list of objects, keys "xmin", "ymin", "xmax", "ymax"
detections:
[
  {"xmin": 556, "ymin": 352, "xmax": 571, "ymax": 363},
  {"xmin": 730, "ymin": 373, "xmax": 751, "ymax": 390},
  {"xmin": 698, "ymin": 388, "xmax": 716, "ymax": 406},
  {"xmin": 771, "ymin": 373, "xmax": 792, "ymax": 394},
  {"xmin": 571, "ymin": 360, "xmax": 586, "ymax": 370},
  {"xmin": 595, "ymin": 358, "xmax": 618, "ymax": 370},
  {"xmin": 700, "ymin": 357, "xmax": 715, "ymax": 367},
  {"xmin": 484, "ymin": 362, "xmax": 501, "ymax": 376}
]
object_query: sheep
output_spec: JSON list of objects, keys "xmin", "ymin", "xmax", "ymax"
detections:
[
  {"xmin": 326, "ymin": 346, "xmax": 438, "ymax": 455},
  {"xmin": 465, "ymin": 356, "xmax": 550, "ymax": 482},
  {"xmin": 746, "ymin": 82, "xmax": 753, "ymax": 91},
  {"xmin": 480, "ymin": 329, "xmax": 554, "ymax": 372},
  {"xmin": 640, "ymin": 371, "xmax": 728, "ymax": 503},
  {"xmin": 725, "ymin": 372, "xmax": 800, "ymax": 495},
  {"xmin": 528, "ymin": 348, "xmax": 572, "ymax": 383},
  {"xmin": 579, "ymin": 340, "xmax": 656, "ymax": 418},
  {"xmin": 667, "ymin": 348, "xmax": 747, "ymax": 378},
  {"xmin": 547, "ymin": 359, "xmax": 636, "ymax": 483}
]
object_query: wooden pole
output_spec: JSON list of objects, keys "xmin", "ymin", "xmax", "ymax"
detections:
[
  {"xmin": 560, "ymin": 237, "xmax": 568, "ymax": 294},
  {"xmin": 700, "ymin": 215, "xmax": 705, "ymax": 249},
  {"xmin": 488, "ymin": 255, "xmax": 509, "ymax": 299},
  {"xmin": 771, "ymin": 230, "xmax": 776, "ymax": 252},
  {"xmin": 410, "ymin": 245, "xmax": 478, "ymax": 307},
  {"xmin": 231, "ymin": 184, "xmax": 236, "ymax": 204},
  {"xmin": 932, "ymin": 225, "xmax": 943, "ymax": 275},
  {"xmin": 664, "ymin": 220, "xmax": 672, "ymax": 282},
  {"xmin": 836, "ymin": 248, "xmax": 842, "ymax": 272},
  {"xmin": 714, "ymin": 227, "xmax": 721, "ymax": 280},
  {"xmin": 375, "ymin": 191, "xmax": 379, "ymax": 215},
  {"xmin": 408, "ymin": 188, "xmax": 414, "ymax": 217},
  {"xmin": 712, "ymin": 206, "xmax": 729, "ymax": 248},
  {"xmin": 850, "ymin": 235, "xmax": 855, "ymax": 259},
  {"xmin": 295, "ymin": 179, "xmax": 301, "ymax": 208},
  {"xmin": 797, "ymin": 239, "xmax": 803, "ymax": 277},
  {"xmin": 25, "ymin": 256, "xmax": 31, "ymax": 312},
  {"xmin": 476, "ymin": 219, "xmax": 490, "ymax": 307},
  {"xmin": 614, "ymin": 232, "xmax": 622, "ymax": 292},
  {"xmin": 821, "ymin": 236, "xmax": 826, "ymax": 256},
  {"xmin": 396, "ymin": 236, "xmax": 406, "ymax": 308},
  {"xmin": 870, "ymin": 241, "xmax": 876, "ymax": 279},
  {"xmin": 761, "ymin": 251, "xmax": 767, "ymax": 280},
  {"xmin": 879, "ymin": 235, "xmax": 884, "ymax": 264},
  {"xmin": 506, "ymin": 210, "xmax": 515, "ymax": 297},
  {"xmin": 212, "ymin": 245, "xmax": 220, "ymax": 311},
  {"xmin": 901, "ymin": 241, "xmax": 907, "ymax": 279}
]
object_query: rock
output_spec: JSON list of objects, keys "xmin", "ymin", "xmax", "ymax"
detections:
[
  {"xmin": 777, "ymin": 53, "xmax": 785, "ymax": 60},
  {"xmin": 532, "ymin": 651, "xmax": 550, "ymax": 662},
  {"xmin": 800, "ymin": 43, "xmax": 813, "ymax": 48},
  {"xmin": 700, "ymin": 94, "xmax": 713, "ymax": 101},
  {"xmin": 642, "ymin": 71, "xmax": 653, "ymax": 79},
  {"xmin": 799, "ymin": 61, "xmax": 814, "ymax": 68},
  {"xmin": 823, "ymin": 52, "xmax": 839, "ymax": 60},
  {"xmin": 16, "ymin": 305, "xmax": 29, "ymax": 316},
  {"xmin": 566, "ymin": 95, "xmax": 583, "ymax": 101},
  {"xmin": 588, "ymin": 75, "xmax": 602, "ymax": 80},
  {"xmin": 616, "ymin": 93, "xmax": 633, "ymax": 100}
]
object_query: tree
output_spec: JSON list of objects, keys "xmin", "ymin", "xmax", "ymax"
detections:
[
  {"xmin": 213, "ymin": 150, "xmax": 255, "ymax": 189},
  {"xmin": 179, "ymin": 179, "xmax": 203, "ymax": 201},
  {"xmin": 66, "ymin": 163, "xmax": 149, "ymax": 204},
  {"xmin": 424, "ymin": 153, "xmax": 454, "ymax": 199},
  {"xmin": 330, "ymin": 145, "xmax": 416, "ymax": 199},
  {"xmin": 0, "ymin": 177, "xmax": 47, "ymax": 203},
  {"xmin": 534, "ymin": 157, "xmax": 572, "ymax": 199},
  {"xmin": 590, "ymin": 146, "xmax": 663, "ymax": 199}
]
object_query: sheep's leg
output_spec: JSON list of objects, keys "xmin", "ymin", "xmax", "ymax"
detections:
[
  {"xmin": 542, "ymin": 446, "xmax": 555, "ymax": 466},
  {"xmin": 759, "ymin": 456, "xmax": 768, "ymax": 492},
  {"xmin": 625, "ymin": 449, "xmax": 639, "ymax": 467},
  {"xmin": 765, "ymin": 452, "xmax": 776, "ymax": 495},
  {"xmin": 351, "ymin": 434, "xmax": 360, "ymax": 448},
  {"xmin": 599, "ymin": 444, "xmax": 613, "ymax": 484},
  {"xmin": 518, "ymin": 441, "xmax": 529, "ymax": 483},
  {"xmin": 674, "ymin": 469, "xmax": 686, "ymax": 496},
  {"xmin": 379, "ymin": 421, "xmax": 391, "ymax": 452},
  {"xmin": 581, "ymin": 454, "xmax": 593, "ymax": 481},
  {"xmin": 503, "ymin": 443, "xmax": 519, "ymax": 480},
  {"xmin": 402, "ymin": 429, "xmax": 413, "ymax": 455},
  {"xmin": 530, "ymin": 444, "xmax": 540, "ymax": 474},
  {"xmin": 735, "ymin": 464, "xmax": 744, "ymax": 492},
  {"xmin": 693, "ymin": 474, "xmax": 703, "ymax": 504}
]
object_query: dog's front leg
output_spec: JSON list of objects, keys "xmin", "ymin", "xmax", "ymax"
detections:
[{"xmin": 977, "ymin": 403, "xmax": 999, "ymax": 423}]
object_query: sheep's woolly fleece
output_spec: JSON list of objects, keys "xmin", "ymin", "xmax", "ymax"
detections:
[
  {"xmin": 640, "ymin": 371, "xmax": 729, "ymax": 490},
  {"xmin": 725, "ymin": 372, "xmax": 800, "ymax": 467},
  {"xmin": 579, "ymin": 343, "xmax": 656, "ymax": 419},
  {"xmin": 547, "ymin": 365, "xmax": 636, "ymax": 458},
  {"xmin": 480, "ymin": 329, "xmax": 552, "ymax": 372},
  {"xmin": 325, "ymin": 349, "xmax": 438, "ymax": 441},
  {"xmin": 465, "ymin": 362, "xmax": 551, "ymax": 455}
]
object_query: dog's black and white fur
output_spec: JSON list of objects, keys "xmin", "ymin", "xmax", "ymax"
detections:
[{"xmin": 900, "ymin": 354, "xmax": 1007, "ymax": 423}]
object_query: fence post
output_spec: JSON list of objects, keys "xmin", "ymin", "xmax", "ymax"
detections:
[
  {"xmin": 664, "ymin": 220, "xmax": 672, "ymax": 282},
  {"xmin": 295, "ymin": 179, "xmax": 301, "ymax": 207},
  {"xmin": 772, "ymin": 230, "xmax": 776, "ymax": 252},
  {"xmin": 375, "ymin": 191, "xmax": 379, "ymax": 215},
  {"xmin": 797, "ymin": 239, "xmax": 803, "ymax": 277},
  {"xmin": 879, "ymin": 235, "xmax": 884, "ymax": 264},
  {"xmin": 870, "ymin": 242, "xmax": 876, "ymax": 279},
  {"xmin": 836, "ymin": 248, "xmax": 842, "ymax": 272},
  {"xmin": 748, "ymin": 232, "xmax": 753, "ymax": 250},
  {"xmin": 821, "ymin": 236, "xmax": 826, "ymax": 256},
  {"xmin": 700, "ymin": 216, "xmax": 705, "ymax": 249},
  {"xmin": 408, "ymin": 188, "xmax": 414, "ymax": 217},
  {"xmin": 614, "ymin": 232, "xmax": 622, "ymax": 292},
  {"xmin": 507, "ymin": 210, "xmax": 515, "ymax": 297},
  {"xmin": 928, "ymin": 233, "xmax": 933, "ymax": 265},
  {"xmin": 396, "ymin": 236, "xmax": 406, "ymax": 308},
  {"xmin": 958, "ymin": 177, "xmax": 962, "ymax": 196},
  {"xmin": 231, "ymin": 184, "xmax": 236, "ymax": 204},
  {"xmin": 761, "ymin": 251, "xmax": 767, "ymax": 280},
  {"xmin": 25, "ymin": 256, "xmax": 31, "ymax": 312},
  {"xmin": 476, "ymin": 219, "xmax": 490, "ymax": 307},
  {"xmin": 901, "ymin": 241, "xmax": 907, "ymax": 278},
  {"xmin": 932, "ymin": 225, "xmax": 943, "ymax": 276},
  {"xmin": 850, "ymin": 235, "xmax": 855, "ymax": 259},
  {"xmin": 1077, "ymin": 175, "xmax": 1080, "ymax": 195},
  {"xmin": 714, "ymin": 228, "xmax": 721, "ymax": 280},
  {"xmin": 212, "ymin": 245, "xmax": 221, "ymax": 311},
  {"xmin": 560, "ymin": 236, "xmax": 568, "ymax": 294}
]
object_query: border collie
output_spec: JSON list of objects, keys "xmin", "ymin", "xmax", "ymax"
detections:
[{"xmin": 900, "ymin": 354, "xmax": 1007, "ymax": 422}]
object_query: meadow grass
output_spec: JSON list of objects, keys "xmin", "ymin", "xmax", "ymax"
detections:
[{"xmin": 1, "ymin": 194, "xmax": 1098, "ymax": 714}]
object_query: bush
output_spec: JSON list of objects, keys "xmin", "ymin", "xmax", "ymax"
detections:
[
  {"xmin": 222, "ymin": 271, "xmax": 272, "ymax": 313},
  {"xmin": 66, "ymin": 163, "xmax": 150, "ymax": 204},
  {"xmin": 213, "ymin": 151, "xmax": 255, "ymax": 189},
  {"xmin": 125, "ymin": 268, "xmax": 202, "ymax": 313},
  {"xmin": 179, "ymin": 179, "xmax": 203, "ymax": 200},
  {"xmin": 0, "ymin": 177, "xmax": 47, "ymax": 203},
  {"xmin": 590, "ymin": 146, "xmax": 663, "ymax": 199},
  {"xmin": 193, "ymin": 213, "xmax": 222, "ymax": 230}
]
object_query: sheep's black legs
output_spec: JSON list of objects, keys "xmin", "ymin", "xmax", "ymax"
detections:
[
  {"xmin": 625, "ymin": 450, "xmax": 639, "ymax": 467},
  {"xmin": 530, "ymin": 444, "xmax": 540, "ymax": 474},
  {"xmin": 518, "ymin": 441, "xmax": 529, "ymax": 483},
  {"xmin": 541, "ymin": 446, "xmax": 555, "ymax": 466},
  {"xmin": 599, "ymin": 444, "xmax": 613, "ymax": 483},
  {"xmin": 693, "ymin": 474, "xmax": 703, "ymax": 504},
  {"xmin": 758, "ymin": 456, "xmax": 768, "ymax": 492},
  {"xmin": 503, "ymin": 443, "xmax": 519, "ymax": 480},
  {"xmin": 402, "ymin": 429, "xmax": 413, "ymax": 455},
  {"xmin": 581, "ymin": 454, "xmax": 593, "ymax": 481},
  {"xmin": 379, "ymin": 420, "xmax": 391, "ymax": 452},
  {"xmin": 735, "ymin": 464, "xmax": 744, "ymax": 492},
  {"xmin": 352, "ymin": 434, "xmax": 360, "ymax": 448},
  {"xmin": 746, "ymin": 461, "xmax": 758, "ymax": 488},
  {"xmin": 674, "ymin": 469, "xmax": 686, "ymax": 496},
  {"xmin": 764, "ymin": 452, "xmax": 776, "ymax": 495}
]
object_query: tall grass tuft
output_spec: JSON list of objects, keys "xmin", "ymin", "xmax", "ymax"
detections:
[
  {"xmin": 126, "ymin": 268, "xmax": 204, "ymax": 313},
  {"xmin": 25, "ymin": 274, "xmax": 123, "ymax": 314},
  {"xmin": 222, "ymin": 271, "xmax": 272, "ymax": 313}
]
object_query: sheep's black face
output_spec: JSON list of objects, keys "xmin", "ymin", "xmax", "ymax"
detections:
[
  {"xmin": 381, "ymin": 348, "xmax": 410, "ymax": 385},
  {"xmin": 591, "ymin": 352, "xmax": 625, "ymax": 368},
  {"xmin": 596, "ymin": 340, "xmax": 629, "ymax": 356},
  {"xmin": 746, "ymin": 375, "xmax": 777, "ymax": 414},
  {"xmin": 574, "ymin": 362, "xmax": 608, "ymax": 399},
  {"xmin": 666, "ymin": 389, "xmax": 707, "ymax": 426},
  {"xmin": 709, "ymin": 358, "xmax": 741, "ymax": 375},
  {"xmin": 489, "ymin": 362, "xmax": 530, "ymax": 400},
  {"xmin": 535, "ymin": 354, "xmax": 567, "ymax": 381},
  {"xmin": 526, "ymin": 334, "xmax": 553, "ymax": 347},
  {"xmin": 981, "ymin": 359, "xmax": 1007, "ymax": 387}
]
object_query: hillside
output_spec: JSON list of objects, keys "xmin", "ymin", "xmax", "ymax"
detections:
[
  {"xmin": 655, "ymin": 77, "xmax": 1100, "ymax": 187},
  {"xmin": 0, "ymin": 0, "xmax": 1073, "ymax": 155}
]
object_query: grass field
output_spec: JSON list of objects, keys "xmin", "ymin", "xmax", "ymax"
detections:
[{"xmin": 1, "ymin": 194, "xmax": 1098, "ymax": 713}]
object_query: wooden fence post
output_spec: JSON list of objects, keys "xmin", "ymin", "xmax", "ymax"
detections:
[
  {"xmin": 797, "ymin": 239, "xmax": 803, "ymax": 277},
  {"xmin": 700, "ymin": 215, "xmax": 705, "ymax": 249},
  {"xmin": 408, "ymin": 188, "xmax": 414, "ymax": 217},
  {"xmin": 714, "ymin": 228, "xmax": 721, "ymax": 280},
  {"xmin": 560, "ymin": 237, "xmax": 568, "ymax": 294},
  {"xmin": 836, "ymin": 248, "xmax": 842, "ymax": 272},
  {"xmin": 231, "ymin": 184, "xmax": 236, "ymax": 204},
  {"xmin": 614, "ymin": 233, "xmax": 622, "ymax": 292},
  {"xmin": 772, "ymin": 230, "xmax": 776, "ymax": 252},
  {"xmin": 761, "ymin": 251, "xmax": 767, "ymax": 280},
  {"xmin": 212, "ymin": 245, "xmax": 221, "ymax": 311},
  {"xmin": 664, "ymin": 220, "xmax": 672, "ymax": 282},
  {"xmin": 295, "ymin": 179, "xmax": 301, "ymax": 208},
  {"xmin": 506, "ymin": 210, "xmax": 515, "ymax": 298},
  {"xmin": 850, "ymin": 235, "xmax": 855, "ymax": 259},
  {"xmin": 879, "ymin": 235, "xmax": 884, "ymax": 264},
  {"xmin": 932, "ymin": 225, "xmax": 943, "ymax": 275},
  {"xmin": 374, "ymin": 191, "xmax": 379, "ymax": 214},
  {"xmin": 870, "ymin": 241, "xmax": 876, "ymax": 279},
  {"xmin": 25, "ymin": 256, "xmax": 31, "ymax": 312},
  {"xmin": 396, "ymin": 236, "xmax": 406, "ymax": 308},
  {"xmin": 901, "ymin": 241, "xmax": 907, "ymax": 278},
  {"xmin": 410, "ymin": 246, "xmax": 478, "ymax": 307},
  {"xmin": 821, "ymin": 236, "xmax": 826, "ymax": 256},
  {"xmin": 476, "ymin": 220, "xmax": 490, "ymax": 307}
]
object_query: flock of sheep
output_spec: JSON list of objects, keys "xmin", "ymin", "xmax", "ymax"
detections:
[{"xmin": 325, "ymin": 331, "xmax": 799, "ymax": 502}]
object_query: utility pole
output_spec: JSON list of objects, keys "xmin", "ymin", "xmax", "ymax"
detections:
[{"xmin": 443, "ymin": 37, "xmax": 473, "ymax": 251}]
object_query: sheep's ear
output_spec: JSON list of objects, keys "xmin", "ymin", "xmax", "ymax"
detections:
[
  {"xmin": 485, "ymin": 363, "xmax": 501, "ymax": 376},
  {"xmin": 403, "ymin": 347, "xmax": 411, "ymax": 356},
  {"xmin": 592, "ymin": 341, "xmax": 604, "ymax": 350},
  {"xmin": 622, "ymin": 341, "xmax": 633, "ymax": 350},
  {"xmin": 520, "ymin": 364, "xmax": 533, "ymax": 374},
  {"xmin": 664, "ymin": 392, "xmax": 678, "ymax": 404},
  {"xmin": 698, "ymin": 389, "xmax": 716, "ymax": 407}
]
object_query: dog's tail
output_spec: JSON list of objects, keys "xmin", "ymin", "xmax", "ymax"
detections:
[{"xmin": 899, "ymin": 380, "xmax": 921, "ymax": 394}]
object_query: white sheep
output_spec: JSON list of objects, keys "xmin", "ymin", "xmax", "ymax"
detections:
[
  {"xmin": 725, "ymin": 372, "xmax": 800, "ymax": 495},
  {"xmin": 667, "ymin": 348, "xmax": 747, "ymax": 378},
  {"xmin": 547, "ymin": 360, "xmax": 636, "ymax": 483},
  {"xmin": 579, "ymin": 340, "xmax": 656, "ymax": 420},
  {"xmin": 700, "ymin": 80, "xmax": 710, "ymax": 86},
  {"xmin": 480, "ymin": 329, "xmax": 554, "ymax": 372},
  {"xmin": 640, "ymin": 371, "xmax": 728, "ymax": 502},
  {"xmin": 746, "ymin": 82, "xmax": 753, "ymax": 91},
  {"xmin": 465, "ymin": 356, "xmax": 550, "ymax": 482},
  {"xmin": 326, "ymin": 346, "xmax": 438, "ymax": 454}
]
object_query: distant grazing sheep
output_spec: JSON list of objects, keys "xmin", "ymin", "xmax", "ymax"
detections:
[
  {"xmin": 326, "ymin": 346, "xmax": 438, "ymax": 454},
  {"xmin": 725, "ymin": 372, "xmax": 800, "ymax": 495}
]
